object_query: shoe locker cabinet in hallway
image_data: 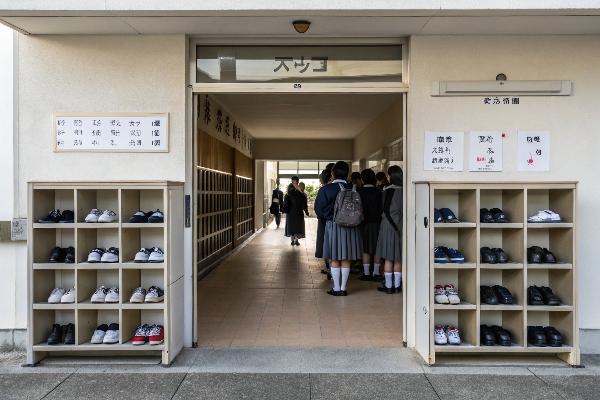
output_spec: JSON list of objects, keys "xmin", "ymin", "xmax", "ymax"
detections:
[
  {"xmin": 415, "ymin": 182, "xmax": 579, "ymax": 365},
  {"xmin": 27, "ymin": 181, "xmax": 184, "ymax": 365}
]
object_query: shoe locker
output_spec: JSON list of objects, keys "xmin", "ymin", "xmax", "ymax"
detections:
[
  {"xmin": 415, "ymin": 182, "xmax": 579, "ymax": 365},
  {"xmin": 27, "ymin": 181, "xmax": 184, "ymax": 366}
]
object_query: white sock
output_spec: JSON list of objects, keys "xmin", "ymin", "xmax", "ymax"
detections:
[
  {"xmin": 394, "ymin": 272, "xmax": 402, "ymax": 288},
  {"xmin": 341, "ymin": 268, "xmax": 350, "ymax": 290},
  {"xmin": 363, "ymin": 264, "xmax": 370, "ymax": 275},
  {"xmin": 373, "ymin": 263, "xmax": 381, "ymax": 276},
  {"xmin": 384, "ymin": 272, "xmax": 393, "ymax": 288},
  {"xmin": 331, "ymin": 268, "xmax": 341, "ymax": 291}
]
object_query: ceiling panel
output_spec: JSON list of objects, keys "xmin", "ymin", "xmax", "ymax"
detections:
[{"xmin": 1, "ymin": 17, "xmax": 139, "ymax": 34}]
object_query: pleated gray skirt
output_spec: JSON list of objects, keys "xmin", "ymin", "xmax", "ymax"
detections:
[
  {"xmin": 361, "ymin": 221, "xmax": 381, "ymax": 255},
  {"xmin": 375, "ymin": 219, "xmax": 402, "ymax": 261},
  {"xmin": 323, "ymin": 220, "xmax": 363, "ymax": 261}
]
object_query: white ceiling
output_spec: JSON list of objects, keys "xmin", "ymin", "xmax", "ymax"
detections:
[{"xmin": 214, "ymin": 93, "xmax": 401, "ymax": 139}]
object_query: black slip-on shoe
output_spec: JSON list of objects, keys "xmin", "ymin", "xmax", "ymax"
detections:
[
  {"xmin": 542, "ymin": 326, "xmax": 563, "ymax": 347},
  {"xmin": 39, "ymin": 209, "xmax": 61, "ymax": 223},
  {"xmin": 58, "ymin": 210, "xmax": 74, "ymax": 223},
  {"xmin": 480, "ymin": 324, "xmax": 495, "ymax": 346},
  {"xmin": 492, "ymin": 285, "xmax": 514, "ymax": 304},
  {"xmin": 527, "ymin": 246, "xmax": 544, "ymax": 263},
  {"xmin": 358, "ymin": 274, "xmax": 372, "ymax": 281},
  {"xmin": 128, "ymin": 211, "xmax": 153, "ymax": 223},
  {"xmin": 491, "ymin": 248, "xmax": 508, "ymax": 263},
  {"xmin": 47, "ymin": 324, "xmax": 63, "ymax": 345},
  {"xmin": 49, "ymin": 246, "xmax": 66, "ymax": 263},
  {"xmin": 377, "ymin": 285, "xmax": 394, "ymax": 295},
  {"xmin": 480, "ymin": 208, "xmax": 495, "ymax": 223},
  {"xmin": 528, "ymin": 326, "xmax": 547, "ymax": 347},
  {"xmin": 480, "ymin": 285, "xmax": 499, "ymax": 305},
  {"xmin": 64, "ymin": 323, "xmax": 75, "ymax": 345},
  {"xmin": 64, "ymin": 246, "xmax": 75, "ymax": 264},
  {"xmin": 480, "ymin": 247, "xmax": 497, "ymax": 264},
  {"xmin": 371, "ymin": 274, "xmax": 383, "ymax": 282},
  {"xmin": 491, "ymin": 325, "xmax": 512, "ymax": 346},
  {"xmin": 340, "ymin": 290, "xmax": 348, "ymax": 296},
  {"xmin": 489, "ymin": 208, "xmax": 508, "ymax": 223},
  {"xmin": 538, "ymin": 286, "xmax": 561, "ymax": 306},
  {"xmin": 542, "ymin": 248, "xmax": 557, "ymax": 263},
  {"xmin": 327, "ymin": 289, "xmax": 343, "ymax": 296},
  {"xmin": 528, "ymin": 286, "xmax": 545, "ymax": 305},
  {"xmin": 394, "ymin": 286, "xmax": 402, "ymax": 294}
]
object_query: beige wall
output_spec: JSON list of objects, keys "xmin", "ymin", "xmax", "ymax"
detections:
[
  {"xmin": 253, "ymin": 139, "xmax": 353, "ymax": 161},
  {"xmin": 353, "ymin": 98, "xmax": 403, "ymax": 161},
  {"xmin": 18, "ymin": 34, "xmax": 186, "ymax": 216}
]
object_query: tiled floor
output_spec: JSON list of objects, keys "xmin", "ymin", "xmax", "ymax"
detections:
[{"xmin": 197, "ymin": 217, "xmax": 403, "ymax": 348}]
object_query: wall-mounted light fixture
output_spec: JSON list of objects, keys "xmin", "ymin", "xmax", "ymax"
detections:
[
  {"xmin": 293, "ymin": 20, "xmax": 311, "ymax": 33},
  {"xmin": 431, "ymin": 80, "xmax": 571, "ymax": 96}
]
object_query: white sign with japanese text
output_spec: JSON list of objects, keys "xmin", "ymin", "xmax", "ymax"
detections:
[
  {"xmin": 469, "ymin": 131, "xmax": 503, "ymax": 172},
  {"xmin": 424, "ymin": 131, "xmax": 464, "ymax": 171},
  {"xmin": 518, "ymin": 131, "xmax": 550, "ymax": 171},
  {"xmin": 54, "ymin": 113, "xmax": 168, "ymax": 152}
]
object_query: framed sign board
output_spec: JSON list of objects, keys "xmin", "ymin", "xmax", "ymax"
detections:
[{"xmin": 54, "ymin": 113, "xmax": 169, "ymax": 152}]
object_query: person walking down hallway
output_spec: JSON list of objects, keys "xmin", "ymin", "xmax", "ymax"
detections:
[
  {"xmin": 270, "ymin": 180, "xmax": 284, "ymax": 228},
  {"xmin": 284, "ymin": 177, "xmax": 308, "ymax": 245}
]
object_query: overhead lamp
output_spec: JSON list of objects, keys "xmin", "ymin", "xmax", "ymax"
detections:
[{"xmin": 293, "ymin": 20, "xmax": 311, "ymax": 34}]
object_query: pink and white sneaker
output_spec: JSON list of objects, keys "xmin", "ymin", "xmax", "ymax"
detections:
[
  {"xmin": 434, "ymin": 285, "xmax": 449, "ymax": 304},
  {"xmin": 444, "ymin": 284, "xmax": 461, "ymax": 305},
  {"xmin": 149, "ymin": 324, "xmax": 164, "ymax": 345},
  {"xmin": 132, "ymin": 324, "xmax": 149, "ymax": 345}
]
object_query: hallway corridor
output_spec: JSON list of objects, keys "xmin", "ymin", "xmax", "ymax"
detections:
[{"xmin": 197, "ymin": 217, "xmax": 403, "ymax": 348}]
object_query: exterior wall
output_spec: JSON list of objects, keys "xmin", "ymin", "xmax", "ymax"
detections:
[
  {"xmin": 354, "ymin": 98, "xmax": 403, "ymax": 161},
  {"xmin": 408, "ymin": 35, "xmax": 600, "ymax": 352}
]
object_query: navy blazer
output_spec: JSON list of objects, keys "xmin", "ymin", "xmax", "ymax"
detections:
[
  {"xmin": 314, "ymin": 181, "xmax": 352, "ymax": 221},
  {"xmin": 357, "ymin": 185, "xmax": 383, "ymax": 223},
  {"xmin": 271, "ymin": 188, "xmax": 283, "ymax": 212}
]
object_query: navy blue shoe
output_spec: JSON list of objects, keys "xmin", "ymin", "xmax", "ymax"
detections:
[
  {"xmin": 39, "ymin": 209, "xmax": 61, "ymax": 223},
  {"xmin": 440, "ymin": 246, "xmax": 465, "ymax": 263},
  {"xmin": 439, "ymin": 208, "xmax": 459, "ymax": 223},
  {"xmin": 433, "ymin": 208, "xmax": 443, "ymax": 223},
  {"xmin": 434, "ymin": 247, "xmax": 448, "ymax": 263}
]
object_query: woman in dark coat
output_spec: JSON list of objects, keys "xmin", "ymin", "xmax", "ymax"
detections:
[{"xmin": 284, "ymin": 182, "xmax": 308, "ymax": 245}]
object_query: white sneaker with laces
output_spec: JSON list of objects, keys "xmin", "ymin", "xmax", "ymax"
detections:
[
  {"xmin": 61, "ymin": 287, "xmax": 75, "ymax": 303},
  {"xmin": 434, "ymin": 326, "xmax": 448, "ymax": 345},
  {"xmin": 145, "ymin": 286, "xmax": 164, "ymax": 303},
  {"xmin": 148, "ymin": 247, "xmax": 164, "ymax": 263},
  {"xmin": 85, "ymin": 209, "xmax": 102, "ymax": 223},
  {"xmin": 528, "ymin": 210, "xmax": 561, "ymax": 223},
  {"xmin": 98, "ymin": 210, "xmax": 117, "ymax": 223},
  {"xmin": 48, "ymin": 287, "xmax": 65, "ymax": 303},
  {"xmin": 91, "ymin": 286, "xmax": 108, "ymax": 303},
  {"xmin": 103, "ymin": 323, "xmax": 119, "ymax": 344},
  {"xmin": 105, "ymin": 287, "xmax": 119, "ymax": 303},
  {"xmin": 444, "ymin": 284, "xmax": 461, "ymax": 305},
  {"xmin": 90, "ymin": 324, "xmax": 109, "ymax": 344},
  {"xmin": 87, "ymin": 248, "xmax": 104, "ymax": 263},
  {"xmin": 134, "ymin": 248, "xmax": 152, "ymax": 263},
  {"xmin": 445, "ymin": 325, "xmax": 461, "ymax": 345},
  {"xmin": 434, "ymin": 285, "xmax": 449, "ymax": 304},
  {"xmin": 101, "ymin": 247, "xmax": 119, "ymax": 263},
  {"xmin": 130, "ymin": 287, "xmax": 146, "ymax": 303}
]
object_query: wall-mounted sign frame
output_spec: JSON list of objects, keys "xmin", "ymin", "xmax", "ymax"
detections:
[{"xmin": 53, "ymin": 112, "xmax": 169, "ymax": 152}]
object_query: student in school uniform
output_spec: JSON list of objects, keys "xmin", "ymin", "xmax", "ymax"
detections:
[
  {"xmin": 270, "ymin": 180, "xmax": 284, "ymax": 228},
  {"xmin": 314, "ymin": 161, "xmax": 363, "ymax": 296},
  {"xmin": 376, "ymin": 171, "xmax": 390, "ymax": 191},
  {"xmin": 357, "ymin": 169, "xmax": 383, "ymax": 282},
  {"xmin": 375, "ymin": 165, "xmax": 403, "ymax": 294},
  {"xmin": 315, "ymin": 168, "xmax": 332, "ymax": 279},
  {"xmin": 351, "ymin": 171, "xmax": 363, "ymax": 188},
  {"xmin": 284, "ymin": 179, "xmax": 308, "ymax": 246}
]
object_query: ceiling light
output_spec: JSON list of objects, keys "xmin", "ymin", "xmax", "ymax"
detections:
[{"xmin": 293, "ymin": 20, "xmax": 311, "ymax": 34}]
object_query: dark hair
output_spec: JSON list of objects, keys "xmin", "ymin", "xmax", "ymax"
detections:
[
  {"xmin": 326, "ymin": 163, "xmax": 335, "ymax": 171},
  {"xmin": 291, "ymin": 175, "xmax": 299, "ymax": 183},
  {"xmin": 375, "ymin": 171, "xmax": 388, "ymax": 182},
  {"xmin": 332, "ymin": 161, "xmax": 349, "ymax": 180},
  {"xmin": 287, "ymin": 183, "xmax": 296, "ymax": 195},
  {"xmin": 360, "ymin": 169, "xmax": 376, "ymax": 185},
  {"xmin": 387, "ymin": 165, "xmax": 403, "ymax": 186},
  {"xmin": 351, "ymin": 171, "xmax": 362, "ymax": 183},
  {"xmin": 320, "ymin": 169, "xmax": 332, "ymax": 185}
]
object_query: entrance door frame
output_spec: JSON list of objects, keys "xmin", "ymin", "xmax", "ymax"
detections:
[{"xmin": 187, "ymin": 36, "xmax": 409, "ymax": 348}]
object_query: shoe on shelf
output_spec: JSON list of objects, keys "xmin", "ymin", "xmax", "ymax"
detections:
[
  {"xmin": 444, "ymin": 325, "xmax": 461, "ymax": 345},
  {"xmin": 434, "ymin": 326, "xmax": 448, "ymax": 345},
  {"xmin": 132, "ymin": 324, "xmax": 150, "ymax": 345},
  {"xmin": 64, "ymin": 323, "xmax": 75, "ymax": 345},
  {"xmin": 543, "ymin": 210, "xmax": 562, "ymax": 222},
  {"xmin": 145, "ymin": 286, "xmax": 165, "ymax": 303},
  {"xmin": 98, "ymin": 210, "xmax": 117, "ymax": 223},
  {"xmin": 49, "ymin": 246, "xmax": 66, "ymax": 263},
  {"xmin": 527, "ymin": 246, "xmax": 544, "ymax": 263},
  {"xmin": 91, "ymin": 324, "xmax": 109, "ymax": 344},
  {"xmin": 85, "ymin": 209, "xmax": 102, "ymax": 223},
  {"xmin": 47, "ymin": 324, "xmax": 63, "ymax": 345},
  {"xmin": 39, "ymin": 209, "xmax": 61, "ymax": 223},
  {"xmin": 87, "ymin": 248, "xmax": 105, "ymax": 263},
  {"xmin": 103, "ymin": 323, "xmax": 119, "ymax": 344},
  {"xmin": 434, "ymin": 247, "xmax": 448, "ymax": 263},
  {"xmin": 91, "ymin": 286, "xmax": 108, "ymax": 303},
  {"xmin": 105, "ymin": 287, "xmax": 119, "ymax": 303},
  {"xmin": 492, "ymin": 285, "xmax": 514, "ymax": 304},
  {"xmin": 149, "ymin": 324, "xmax": 165, "ymax": 345},
  {"xmin": 439, "ymin": 208, "xmax": 459, "ymax": 223},
  {"xmin": 490, "ymin": 248, "xmax": 508, "ymax": 263},
  {"xmin": 128, "ymin": 211, "xmax": 153, "ymax": 223},
  {"xmin": 61, "ymin": 287, "xmax": 75, "ymax": 303},
  {"xmin": 527, "ymin": 286, "xmax": 545, "ymax": 306},
  {"xmin": 528, "ymin": 210, "xmax": 561, "ymax": 223},
  {"xmin": 148, "ymin": 209, "xmax": 164, "ymax": 223},
  {"xmin": 480, "ymin": 247, "xmax": 497, "ymax": 264},
  {"xmin": 491, "ymin": 325, "xmax": 512, "ymax": 346},
  {"xmin": 377, "ymin": 285, "xmax": 394, "ymax": 295},
  {"xmin": 528, "ymin": 326, "xmax": 547, "ymax": 347},
  {"xmin": 148, "ymin": 247, "xmax": 164, "ymax": 263},
  {"xmin": 433, "ymin": 208, "xmax": 443, "ymax": 223},
  {"xmin": 58, "ymin": 210, "xmax": 75, "ymax": 223},
  {"xmin": 48, "ymin": 287, "xmax": 65, "ymax": 303},
  {"xmin": 480, "ymin": 324, "xmax": 495, "ymax": 346},
  {"xmin": 480, "ymin": 208, "xmax": 495, "ymax": 223},
  {"xmin": 542, "ymin": 248, "xmax": 557, "ymax": 263},
  {"xmin": 489, "ymin": 208, "xmax": 508, "ymax": 223},
  {"xmin": 64, "ymin": 246, "xmax": 75, "ymax": 263},
  {"xmin": 434, "ymin": 285, "xmax": 449, "ymax": 304},
  {"xmin": 537, "ymin": 286, "xmax": 560, "ymax": 306},
  {"xmin": 480, "ymin": 285, "xmax": 499, "ymax": 305},
  {"xmin": 101, "ymin": 247, "xmax": 119, "ymax": 263},
  {"xmin": 134, "ymin": 247, "xmax": 152, "ymax": 263},
  {"xmin": 444, "ymin": 284, "xmax": 460, "ymax": 305},
  {"xmin": 130, "ymin": 287, "xmax": 147, "ymax": 303},
  {"xmin": 440, "ymin": 246, "xmax": 465, "ymax": 263},
  {"xmin": 542, "ymin": 326, "xmax": 563, "ymax": 347}
]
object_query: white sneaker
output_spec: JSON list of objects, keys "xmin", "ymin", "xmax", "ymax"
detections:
[
  {"xmin": 434, "ymin": 285, "xmax": 449, "ymax": 304},
  {"xmin": 87, "ymin": 248, "xmax": 104, "ymax": 263},
  {"xmin": 444, "ymin": 284, "xmax": 461, "ymax": 305},
  {"xmin": 134, "ymin": 248, "xmax": 152, "ymax": 263},
  {"xmin": 130, "ymin": 287, "xmax": 146, "ymax": 303},
  {"xmin": 105, "ymin": 287, "xmax": 119, "ymax": 303},
  {"xmin": 145, "ymin": 286, "xmax": 164, "ymax": 303},
  {"xmin": 445, "ymin": 325, "xmax": 461, "ymax": 345},
  {"xmin": 91, "ymin": 324, "xmax": 109, "ymax": 344},
  {"xmin": 98, "ymin": 210, "xmax": 117, "ymax": 223},
  {"xmin": 103, "ymin": 323, "xmax": 119, "ymax": 344},
  {"xmin": 434, "ymin": 326, "xmax": 448, "ymax": 345},
  {"xmin": 91, "ymin": 286, "xmax": 108, "ymax": 303},
  {"xmin": 148, "ymin": 247, "xmax": 164, "ymax": 263},
  {"xmin": 85, "ymin": 209, "xmax": 102, "ymax": 223},
  {"xmin": 48, "ymin": 287, "xmax": 65, "ymax": 303},
  {"xmin": 101, "ymin": 247, "xmax": 119, "ymax": 263},
  {"xmin": 61, "ymin": 287, "xmax": 75, "ymax": 303}
]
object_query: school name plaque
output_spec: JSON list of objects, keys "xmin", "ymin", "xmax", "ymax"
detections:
[{"xmin": 53, "ymin": 113, "xmax": 168, "ymax": 152}]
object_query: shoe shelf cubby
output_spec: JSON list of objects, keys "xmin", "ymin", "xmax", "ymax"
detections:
[
  {"xmin": 427, "ymin": 182, "xmax": 579, "ymax": 365},
  {"xmin": 28, "ymin": 181, "xmax": 184, "ymax": 366}
]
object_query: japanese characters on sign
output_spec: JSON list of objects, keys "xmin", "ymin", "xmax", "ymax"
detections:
[
  {"xmin": 273, "ymin": 56, "xmax": 328, "ymax": 74},
  {"xmin": 201, "ymin": 94, "xmax": 253, "ymax": 156},
  {"xmin": 423, "ymin": 132, "xmax": 464, "ymax": 171},
  {"xmin": 484, "ymin": 97, "xmax": 520, "ymax": 105},
  {"xmin": 518, "ymin": 131, "xmax": 550, "ymax": 172},
  {"xmin": 54, "ymin": 114, "xmax": 168, "ymax": 152},
  {"xmin": 469, "ymin": 131, "xmax": 503, "ymax": 172}
]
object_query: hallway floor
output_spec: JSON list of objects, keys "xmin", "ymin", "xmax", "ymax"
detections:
[{"xmin": 197, "ymin": 217, "xmax": 403, "ymax": 348}]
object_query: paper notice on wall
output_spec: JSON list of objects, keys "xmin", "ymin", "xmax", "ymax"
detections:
[
  {"xmin": 469, "ymin": 131, "xmax": 503, "ymax": 172},
  {"xmin": 424, "ymin": 131, "xmax": 464, "ymax": 171},
  {"xmin": 517, "ymin": 131, "xmax": 550, "ymax": 172}
]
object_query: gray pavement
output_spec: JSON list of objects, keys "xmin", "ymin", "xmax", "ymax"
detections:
[{"xmin": 1, "ymin": 349, "xmax": 600, "ymax": 399}]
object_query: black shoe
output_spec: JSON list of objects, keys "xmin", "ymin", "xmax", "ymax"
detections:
[
  {"xmin": 537, "ymin": 286, "xmax": 560, "ymax": 306},
  {"xmin": 64, "ymin": 323, "xmax": 75, "ymax": 344},
  {"xmin": 527, "ymin": 246, "xmax": 544, "ymax": 263},
  {"xmin": 47, "ymin": 324, "xmax": 63, "ymax": 345},
  {"xmin": 371, "ymin": 274, "xmax": 383, "ymax": 282},
  {"xmin": 128, "ymin": 211, "xmax": 153, "ymax": 223},
  {"xmin": 527, "ymin": 286, "xmax": 544, "ymax": 305},
  {"xmin": 147, "ymin": 209, "xmax": 164, "ymax": 223},
  {"xmin": 64, "ymin": 246, "xmax": 75, "ymax": 264},
  {"xmin": 358, "ymin": 274, "xmax": 372, "ymax": 281},
  {"xmin": 49, "ymin": 246, "xmax": 66, "ymax": 263},
  {"xmin": 480, "ymin": 324, "xmax": 495, "ymax": 346},
  {"xmin": 480, "ymin": 285, "xmax": 499, "ymax": 305},
  {"xmin": 492, "ymin": 285, "xmax": 514, "ymax": 304},
  {"xmin": 320, "ymin": 269, "xmax": 328, "ymax": 274},
  {"xmin": 542, "ymin": 248, "xmax": 557, "ymax": 263},
  {"xmin": 39, "ymin": 209, "xmax": 61, "ymax": 223},
  {"xmin": 480, "ymin": 247, "xmax": 497, "ymax": 264},
  {"xmin": 542, "ymin": 326, "xmax": 563, "ymax": 347},
  {"xmin": 377, "ymin": 285, "xmax": 394, "ymax": 295},
  {"xmin": 340, "ymin": 290, "xmax": 348, "ymax": 296},
  {"xmin": 480, "ymin": 208, "xmax": 495, "ymax": 223},
  {"xmin": 327, "ymin": 273, "xmax": 332, "ymax": 280},
  {"xmin": 489, "ymin": 208, "xmax": 508, "ymax": 223},
  {"xmin": 491, "ymin": 325, "xmax": 512, "ymax": 346},
  {"xmin": 528, "ymin": 326, "xmax": 547, "ymax": 347},
  {"xmin": 58, "ymin": 210, "xmax": 74, "ymax": 223},
  {"xmin": 491, "ymin": 248, "xmax": 508, "ymax": 263},
  {"xmin": 394, "ymin": 285, "xmax": 402, "ymax": 293},
  {"xmin": 327, "ymin": 288, "xmax": 343, "ymax": 296}
]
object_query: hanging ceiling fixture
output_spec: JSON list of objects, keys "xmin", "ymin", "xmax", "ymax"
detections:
[{"xmin": 292, "ymin": 20, "xmax": 311, "ymax": 33}]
